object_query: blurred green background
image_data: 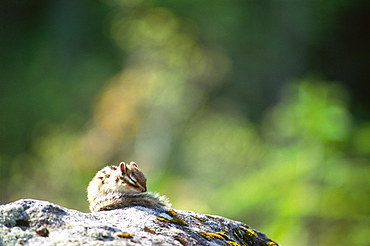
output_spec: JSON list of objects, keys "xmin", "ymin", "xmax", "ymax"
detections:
[{"xmin": 1, "ymin": 0, "xmax": 369, "ymax": 245}]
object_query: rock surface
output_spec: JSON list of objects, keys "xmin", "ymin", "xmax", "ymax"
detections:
[{"xmin": 0, "ymin": 199, "xmax": 280, "ymax": 246}]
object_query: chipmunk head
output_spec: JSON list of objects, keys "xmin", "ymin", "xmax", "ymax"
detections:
[{"xmin": 118, "ymin": 161, "xmax": 147, "ymax": 193}]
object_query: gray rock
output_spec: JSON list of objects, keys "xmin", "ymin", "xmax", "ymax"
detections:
[{"xmin": 0, "ymin": 199, "xmax": 280, "ymax": 246}]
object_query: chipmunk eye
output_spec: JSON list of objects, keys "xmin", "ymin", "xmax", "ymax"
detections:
[
  {"xmin": 128, "ymin": 174, "xmax": 137, "ymax": 184},
  {"xmin": 121, "ymin": 172, "xmax": 137, "ymax": 185}
]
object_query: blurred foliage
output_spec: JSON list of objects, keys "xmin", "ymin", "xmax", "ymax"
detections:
[{"xmin": 1, "ymin": 0, "xmax": 369, "ymax": 246}]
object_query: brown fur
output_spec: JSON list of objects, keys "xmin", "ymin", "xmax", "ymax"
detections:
[
  {"xmin": 90, "ymin": 192, "xmax": 170, "ymax": 212},
  {"xmin": 87, "ymin": 161, "xmax": 170, "ymax": 212}
]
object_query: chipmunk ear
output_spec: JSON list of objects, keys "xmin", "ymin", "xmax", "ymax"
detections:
[
  {"xmin": 129, "ymin": 161, "xmax": 138, "ymax": 167},
  {"xmin": 119, "ymin": 162, "xmax": 127, "ymax": 174}
]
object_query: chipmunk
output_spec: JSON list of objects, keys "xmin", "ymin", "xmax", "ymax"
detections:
[{"xmin": 87, "ymin": 161, "xmax": 170, "ymax": 212}]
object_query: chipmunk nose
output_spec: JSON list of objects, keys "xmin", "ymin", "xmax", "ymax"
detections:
[{"xmin": 141, "ymin": 186, "xmax": 147, "ymax": 192}]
